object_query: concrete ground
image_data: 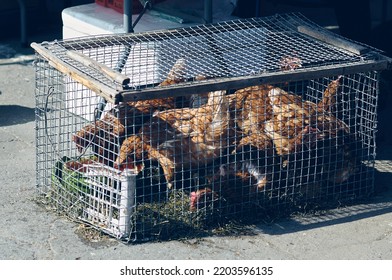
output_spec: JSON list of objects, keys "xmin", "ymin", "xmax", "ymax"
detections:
[{"xmin": 1, "ymin": 5, "xmax": 392, "ymax": 260}]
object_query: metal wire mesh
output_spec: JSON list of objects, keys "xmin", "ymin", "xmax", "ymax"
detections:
[
  {"xmin": 34, "ymin": 13, "xmax": 386, "ymax": 100},
  {"xmin": 33, "ymin": 13, "xmax": 389, "ymax": 242}
]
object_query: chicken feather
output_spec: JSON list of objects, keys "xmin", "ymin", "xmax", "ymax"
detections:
[
  {"xmin": 265, "ymin": 77, "xmax": 356, "ymax": 186},
  {"xmin": 317, "ymin": 76, "xmax": 343, "ymax": 113},
  {"xmin": 72, "ymin": 58, "xmax": 187, "ymax": 163},
  {"xmin": 228, "ymin": 85, "xmax": 274, "ymax": 135},
  {"xmin": 115, "ymin": 90, "xmax": 235, "ymax": 189}
]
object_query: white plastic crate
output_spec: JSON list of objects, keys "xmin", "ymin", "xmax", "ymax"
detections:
[{"xmin": 81, "ymin": 164, "xmax": 136, "ymax": 239}]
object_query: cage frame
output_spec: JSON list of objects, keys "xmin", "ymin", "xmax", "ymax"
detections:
[{"xmin": 32, "ymin": 13, "xmax": 392, "ymax": 242}]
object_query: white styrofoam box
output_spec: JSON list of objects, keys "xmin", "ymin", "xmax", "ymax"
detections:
[{"xmin": 62, "ymin": 3, "xmax": 203, "ymax": 38}]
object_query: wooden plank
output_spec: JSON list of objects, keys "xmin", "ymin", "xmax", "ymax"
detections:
[
  {"xmin": 298, "ymin": 25, "xmax": 369, "ymax": 56},
  {"xmin": 117, "ymin": 59, "xmax": 390, "ymax": 103},
  {"xmin": 66, "ymin": 50, "xmax": 130, "ymax": 85},
  {"xmin": 31, "ymin": 43, "xmax": 119, "ymax": 104}
]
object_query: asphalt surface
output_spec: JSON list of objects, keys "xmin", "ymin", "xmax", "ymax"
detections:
[{"xmin": 1, "ymin": 17, "xmax": 392, "ymax": 260}]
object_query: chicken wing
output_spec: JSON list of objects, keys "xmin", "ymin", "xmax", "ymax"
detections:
[
  {"xmin": 153, "ymin": 89, "xmax": 235, "ymax": 160},
  {"xmin": 265, "ymin": 86, "xmax": 320, "ymax": 155},
  {"xmin": 227, "ymin": 84, "xmax": 274, "ymax": 135}
]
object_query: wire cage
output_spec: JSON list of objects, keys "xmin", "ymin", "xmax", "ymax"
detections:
[{"xmin": 32, "ymin": 13, "xmax": 391, "ymax": 242}]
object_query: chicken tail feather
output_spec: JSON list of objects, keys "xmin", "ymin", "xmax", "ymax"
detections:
[{"xmin": 318, "ymin": 75, "xmax": 343, "ymax": 112}]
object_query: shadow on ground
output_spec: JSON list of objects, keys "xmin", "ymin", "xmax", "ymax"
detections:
[
  {"xmin": 0, "ymin": 105, "xmax": 35, "ymax": 126},
  {"xmin": 253, "ymin": 164, "xmax": 392, "ymax": 236}
]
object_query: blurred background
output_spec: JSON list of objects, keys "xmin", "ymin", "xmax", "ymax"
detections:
[
  {"xmin": 0, "ymin": 0, "xmax": 391, "ymax": 55},
  {"xmin": 0, "ymin": 1, "xmax": 91, "ymax": 40}
]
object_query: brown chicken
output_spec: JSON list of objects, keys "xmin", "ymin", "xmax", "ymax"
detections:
[
  {"xmin": 72, "ymin": 58, "xmax": 187, "ymax": 165},
  {"xmin": 153, "ymin": 89, "xmax": 234, "ymax": 157},
  {"xmin": 72, "ymin": 102, "xmax": 137, "ymax": 165},
  {"xmin": 115, "ymin": 90, "xmax": 234, "ymax": 189},
  {"xmin": 317, "ymin": 75, "xmax": 343, "ymax": 113},
  {"xmin": 264, "ymin": 76, "xmax": 357, "ymax": 186},
  {"xmin": 114, "ymin": 118, "xmax": 197, "ymax": 188},
  {"xmin": 187, "ymin": 86, "xmax": 278, "ymax": 212},
  {"xmin": 227, "ymin": 84, "xmax": 274, "ymax": 135},
  {"xmin": 189, "ymin": 133, "xmax": 276, "ymax": 212},
  {"xmin": 264, "ymin": 76, "xmax": 348, "ymax": 155}
]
